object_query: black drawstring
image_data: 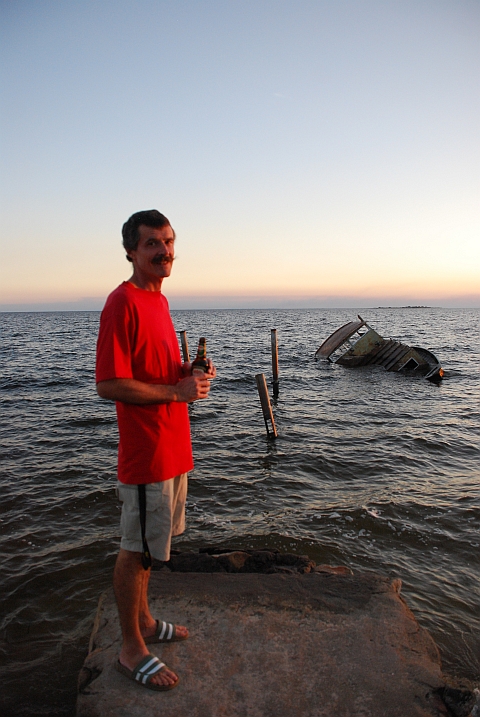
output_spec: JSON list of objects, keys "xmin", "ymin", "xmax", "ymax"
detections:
[{"xmin": 138, "ymin": 484, "xmax": 152, "ymax": 570}]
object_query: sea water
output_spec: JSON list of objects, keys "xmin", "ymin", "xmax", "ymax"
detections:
[{"xmin": 0, "ymin": 308, "xmax": 479, "ymax": 716}]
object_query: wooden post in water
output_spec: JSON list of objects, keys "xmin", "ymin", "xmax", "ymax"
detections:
[
  {"xmin": 179, "ymin": 331, "xmax": 190, "ymax": 363},
  {"xmin": 271, "ymin": 329, "xmax": 279, "ymax": 397},
  {"xmin": 255, "ymin": 373, "xmax": 278, "ymax": 438}
]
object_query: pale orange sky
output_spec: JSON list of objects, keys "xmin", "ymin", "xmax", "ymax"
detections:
[{"xmin": 1, "ymin": 1, "xmax": 479, "ymax": 309}]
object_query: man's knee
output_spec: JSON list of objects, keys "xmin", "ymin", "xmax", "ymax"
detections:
[{"xmin": 115, "ymin": 548, "xmax": 145, "ymax": 574}]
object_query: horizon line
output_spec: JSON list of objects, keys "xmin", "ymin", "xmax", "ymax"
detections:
[{"xmin": 1, "ymin": 295, "xmax": 479, "ymax": 312}]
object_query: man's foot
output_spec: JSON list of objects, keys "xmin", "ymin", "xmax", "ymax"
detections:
[
  {"xmin": 115, "ymin": 653, "xmax": 179, "ymax": 691},
  {"xmin": 142, "ymin": 619, "xmax": 189, "ymax": 643}
]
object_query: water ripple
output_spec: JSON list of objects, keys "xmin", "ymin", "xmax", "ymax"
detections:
[{"xmin": 0, "ymin": 308, "xmax": 479, "ymax": 716}]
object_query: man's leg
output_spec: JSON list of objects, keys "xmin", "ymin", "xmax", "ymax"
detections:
[
  {"xmin": 137, "ymin": 561, "xmax": 189, "ymax": 640},
  {"xmin": 136, "ymin": 475, "xmax": 189, "ymax": 641},
  {"xmin": 138, "ymin": 566, "xmax": 155, "ymax": 633},
  {"xmin": 113, "ymin": 548, "xmax": 178, "ymax": 687}
]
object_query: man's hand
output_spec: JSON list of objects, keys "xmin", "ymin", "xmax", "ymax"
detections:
[
  {"xmin": 204, "ymin": 359, "xmax": 217, "ymax": 379},
  {"xmin": 181, "ymin": 359, "xmax": 217, "ymax": 379},
  {"xmin": 175, "ymin": 374, "xmax": 211, "ymax": 402}
]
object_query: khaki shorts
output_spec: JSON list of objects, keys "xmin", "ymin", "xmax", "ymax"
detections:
[{"xmin": 116, "ymin": 474, "xmax": 187, "ymax": 562}]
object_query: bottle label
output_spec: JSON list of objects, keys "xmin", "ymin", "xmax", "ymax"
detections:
[{"xmin": 192, "ymin": 338, "xmax": 208, "ymax": 374}]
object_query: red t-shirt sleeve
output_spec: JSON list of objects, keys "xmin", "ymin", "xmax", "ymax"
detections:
[{"xmin": 96, "ymin": 298, "xmax": 134, "ymax": 382}]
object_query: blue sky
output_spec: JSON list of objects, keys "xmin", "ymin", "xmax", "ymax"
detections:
[{"xmin": 1, "ymin": 0, "xmax": 479, "ymax": 309}]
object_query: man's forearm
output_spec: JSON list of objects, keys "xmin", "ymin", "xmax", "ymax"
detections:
[
  {"xmin": 96, "ymin": 378, "xmax": 178, "ymax": 404},
  {"xmin": 96, "ymin": 374, "xmax": 212, "ymax": 405}
]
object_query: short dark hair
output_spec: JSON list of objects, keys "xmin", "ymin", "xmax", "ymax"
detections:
[{"xmin": 122, "ymin": 210, "xmax": 174, "ymax": 261}]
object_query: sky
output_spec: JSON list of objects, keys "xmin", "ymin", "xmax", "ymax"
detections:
[{"xmin": 1, "ymin": 0, "xmax": 479, "ymax": 310}]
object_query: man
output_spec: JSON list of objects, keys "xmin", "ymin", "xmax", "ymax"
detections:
[{"xmin": 96, "ymin": 210, "xmax": 215, "ymax": 691}]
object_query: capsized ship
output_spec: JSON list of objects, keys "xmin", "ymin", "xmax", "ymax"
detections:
[{"xmin": 315, "ymin": 316, "xmax": 443, "ymax": 383}]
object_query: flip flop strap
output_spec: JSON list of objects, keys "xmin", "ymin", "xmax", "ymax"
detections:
[
  {"xmin": 158, "ymin": 621, "xmax": 174, "ymax": 641},
  {"xmin": 134, "ymin": 655, "xmax": 165, "ymax": 685}
]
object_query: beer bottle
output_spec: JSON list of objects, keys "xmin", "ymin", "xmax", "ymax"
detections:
[{"xmin": 191, "ymin": 337, "xmax": 208, "ymax": 374}]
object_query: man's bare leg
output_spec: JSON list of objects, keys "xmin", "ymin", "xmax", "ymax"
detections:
[
  {"xmin": 138, "ymin": 563, "xmax": 189, "ymax": 640},
  {"xmin": 113, "ymin": 548, "xmax": 178, "ymax": 687}
]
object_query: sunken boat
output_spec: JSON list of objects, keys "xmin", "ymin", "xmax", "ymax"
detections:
[{"xmin": 315, "ymin": 316, "xmax": 443, "ymax": 383}]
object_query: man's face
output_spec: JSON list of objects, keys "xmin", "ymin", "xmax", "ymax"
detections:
[{"xmin": 127, "ymin": 224, "xmax": 175, "ymax": 281}]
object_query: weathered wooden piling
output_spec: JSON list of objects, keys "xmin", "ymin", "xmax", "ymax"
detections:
[
  {"xmin": 255, "ymin": 373, "xmax": 278, "ymax": 438},
  {"xmin": 271, "ymin": 328, "xmax": 279, "ymax": 397},
  {"xmin": 179, "ymin": 330, "xmax": 190, "ymax": 363}
]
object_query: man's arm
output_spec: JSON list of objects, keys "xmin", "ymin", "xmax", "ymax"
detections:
[{"xmin": 97, "ymin": 374, "xmax": 211, "ymax": 404}]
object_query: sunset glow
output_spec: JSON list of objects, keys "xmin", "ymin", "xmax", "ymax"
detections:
[{"xmin": 1, "ymin": 1, "xmax": 478, "ymax": 309}]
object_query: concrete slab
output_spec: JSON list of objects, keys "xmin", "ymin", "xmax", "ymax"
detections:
[{"xmin": 77, "ymin": 570, "xmax": 453, "ymax": 717}]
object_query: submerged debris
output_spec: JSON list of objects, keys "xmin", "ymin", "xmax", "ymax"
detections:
[{"xmin": 315, "ymin": 315, "xmax": 443, "ymax": 382}]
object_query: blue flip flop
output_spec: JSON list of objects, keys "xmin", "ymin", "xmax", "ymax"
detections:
[
  {"xmin": 144, "ymin": 620, "xmax": 189, "ymax": 644},
  {"xmin": 115, "ymin": 653, "xmax": 179, "ymax": 691}
]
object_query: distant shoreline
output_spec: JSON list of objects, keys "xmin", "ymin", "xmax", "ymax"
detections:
[
  {"xmin": 374, "ymin": 305, "xmax": 433, "ymax": 309},
  {"xmin": 0, "ymin": 305, "xmax": 465, "ymax": 313}
]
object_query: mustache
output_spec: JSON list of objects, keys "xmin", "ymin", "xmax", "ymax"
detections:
[{"xmin": 151, "ymin": 255, "xmax": 175, "ymax": 265}]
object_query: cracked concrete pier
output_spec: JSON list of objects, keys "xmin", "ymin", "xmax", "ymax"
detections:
[{"xmin": 76, "ymin": 561, "xmax": 463, "ymax": 717}]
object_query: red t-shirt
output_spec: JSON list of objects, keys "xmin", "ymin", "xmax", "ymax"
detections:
[{"xmin": 95, "ymin": 282, "xmax": 193, "ymax": 484}]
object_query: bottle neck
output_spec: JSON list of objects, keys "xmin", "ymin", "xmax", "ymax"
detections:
[{"xmin": 195, "ymin": 338, "xmax": 206, "ymax": 360}]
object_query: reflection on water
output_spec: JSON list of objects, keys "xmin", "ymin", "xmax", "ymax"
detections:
[{"xmin": 0, "ymin": 308, "xmax": 479, "ymax": 716}]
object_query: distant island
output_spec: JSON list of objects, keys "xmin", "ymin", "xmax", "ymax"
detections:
[{"xmin": 373, "ymin": 306, "xmax": 435, "ymax": 309}]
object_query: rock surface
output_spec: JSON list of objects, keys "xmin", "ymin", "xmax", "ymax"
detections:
[{"xmin": 76, "ymin": 559, "xmax": 460, "ymax": 717}]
